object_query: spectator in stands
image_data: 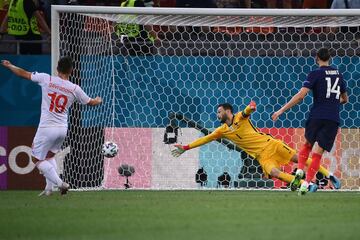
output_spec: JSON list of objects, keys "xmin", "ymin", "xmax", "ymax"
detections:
[
  {"xmin": 303, "ymin": 0, "xmax": 332, "ymax": 9},
  {"xmin": 0, "ymin": 0, "xmax": 9, "ymax": 40},
  {"xmin": 115, "ymin": 0, "xmax": 159, "ymax": 41},
  {"xmin": 331, "ymin": 0, "xmax": 360, "ymax": 8},
  {"xmin": 242, "ymin": 0, "xmax": 251, "ymax": 8},
  {"xmin": 76, "ymin": 0, "xmax": 114, "ymax": 5},
  {"xmin": 40, "ymin": 0, "xmax": 68, "ymax": 27},
  {"xmin": 266, "ymin": 0, "xmax": 303, "ymax": 8},
  {"xmin": 303, "ymin": 0, "xmax": 332, "ymax": 34},
  {"xmin": 159, "ymin": 0, "xmax": 176, "ymax": 7},
  {"xmin": 213, "ymin": 0, "xmax": 242, "ymax": 35},
  {"xmin": 114, "ymin": 0, "xmax": 159, "ymax": 55},
  {"xmin": 244, "ymin": 0, "xmax": 274, "ymax": 34},
  {"xmin": 0, "ymin": 0, "xmax": 10, "ymax": 9},
  {"xmin": 331, "ymin": 0, "xmax": 360, "ymax": 34},
  {"xmin": 174, "ymin": 0, "xmax": 215, "ymax": 39},
  {"xmin": 0, "ymin": 0, "xmax": 51, "ymax": 54},
  {"xmin": 175, "ymin": 0, "xmax": 216, "ymax": 8}
]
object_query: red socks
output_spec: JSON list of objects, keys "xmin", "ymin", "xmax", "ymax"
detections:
[
  {"xmin": 298, "ymin": 143, "xmax": 312, "ymax": 170},
  {"xmin": 298, "ymin": 143, "xmax": 322, "ymax": 183},
  {"xmin": 305, "ymin": 153, "xmax": 322, "ymax": 182}
]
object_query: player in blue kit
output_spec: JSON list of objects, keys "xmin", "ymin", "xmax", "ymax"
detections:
[{"xmin": 272, "ymin": 48, "xmax": 348, "ymax": 195}]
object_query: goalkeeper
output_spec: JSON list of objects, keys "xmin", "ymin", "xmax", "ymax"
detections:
[{"xmin": 171, "ymin": 102, "xmax": 341, "ymax": 191}]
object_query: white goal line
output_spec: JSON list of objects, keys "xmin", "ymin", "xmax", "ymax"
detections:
[{"xmin": 70, "ymin": 188, "xmax": 360, "ymax": 192}]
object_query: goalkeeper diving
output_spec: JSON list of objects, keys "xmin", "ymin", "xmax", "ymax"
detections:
[{"xmin": 171, "ymin": 102, "xmax": 341, "ymax": 191}]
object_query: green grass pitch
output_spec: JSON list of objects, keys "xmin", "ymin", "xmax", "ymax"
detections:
[{"xmin": 0, "ymin": 190, "xmax": 359, "ymax": 240}]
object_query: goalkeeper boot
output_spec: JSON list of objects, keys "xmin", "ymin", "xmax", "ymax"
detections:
[
  {"xmin": 298, "ymin": 181, "xmax": 309, "ymax": 196},
  {"xmin": 59, "ymin": 182, "xmax": 70, "ymax": 195},
  {"xmin": 308, "ymin": 182, "xmax": 318, "ymax": 193},
  {"xmin": 290, "ymin": 169, "xmax": 304, "ymax": 191},
  {"xmin": 329, "ymin": 174, "xmax": 341, "ymax": 189}
]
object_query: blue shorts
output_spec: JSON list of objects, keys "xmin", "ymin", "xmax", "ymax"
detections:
[{"xmin": 305, "ymin": 119, "xmax": 339, "ymax": 152}]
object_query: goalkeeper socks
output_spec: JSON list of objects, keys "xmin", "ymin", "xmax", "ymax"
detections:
[
  {"xmin": 37, "ymin": 160, "xmax": 63, "ymax": 187},
  {"xmin": 298, "ymin": 143, "xmax": 312, "ymax": 170},
  {"xmin": 305, "ymin": 153, "xmax": 322, "ymax": 183},
  {"xmin": 306, "ymin": 158, "xmax": 330, "ymax": 178},
  {"xmin": 279, "ymin": 172, "xmax": 297, "ymax": 184}
]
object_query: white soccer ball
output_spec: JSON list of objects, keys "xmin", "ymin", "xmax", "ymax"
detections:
[{"xmin": 102, "ymin": 141, "xmax": 118, "ymax": 158}]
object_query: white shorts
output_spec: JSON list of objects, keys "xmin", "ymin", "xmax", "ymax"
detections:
[{"xmin": 32, "ymin": 127, "xmax": 67, "ymax": 160}]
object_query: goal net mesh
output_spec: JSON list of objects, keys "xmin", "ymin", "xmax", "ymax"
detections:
[{"xmin": 54, "ymin": 9, "xmax": 360, "ymax": 190}]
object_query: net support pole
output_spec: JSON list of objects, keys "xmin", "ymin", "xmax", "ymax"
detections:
[{"xmin": 51, "ymin": 6, "xmax": 60, "ymax": 75}]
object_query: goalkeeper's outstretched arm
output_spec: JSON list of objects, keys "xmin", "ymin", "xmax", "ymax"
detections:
[
  {"xmin": 171, "ymin": 101, "xmax": 256, "ymax": 157},
  {"xmin": 171, "ymin": 131, "xmax": 221, "ymax": 157}
]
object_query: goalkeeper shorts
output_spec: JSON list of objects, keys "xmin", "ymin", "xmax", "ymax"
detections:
[{"xmin": 257, "ymin": 139, "xmax": 296, "ymax": 176}]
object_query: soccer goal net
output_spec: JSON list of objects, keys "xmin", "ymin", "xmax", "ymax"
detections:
[{"xmin": 51, "ymin": 6, "xmax": 360, "ymax": 190}]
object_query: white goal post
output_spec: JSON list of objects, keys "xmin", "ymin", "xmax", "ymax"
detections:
[{"xmin": 51, "ymin": 6, "xmax": 360, "ymax": 190}]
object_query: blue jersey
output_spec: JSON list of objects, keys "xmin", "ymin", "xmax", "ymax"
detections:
[{"xmin": 303, "ymin": 66, "xmax": 346, "ymax": 123}]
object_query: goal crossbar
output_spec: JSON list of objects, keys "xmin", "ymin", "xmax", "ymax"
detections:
[{"xmin": 52, "ymin": 6, "xmax": 360, "ymax": 16}]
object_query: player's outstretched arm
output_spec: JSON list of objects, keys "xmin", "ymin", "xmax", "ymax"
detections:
[
  {"xmin": 171, "ymin": 131, "xmax": 221, "ymax": 157},
  {"xmin": 272, "ymin": 87, "xmax": 310, "ymax": 122},
  {"xmin": 87, "ymin": 96, "xmax": 102, "ymax": 106},
  {"xmin": 1, "ymin": 60, "xmax": 31, "ymax": 80}
]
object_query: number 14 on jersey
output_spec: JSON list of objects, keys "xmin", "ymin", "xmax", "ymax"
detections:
[{"xmin": 325, "ymin": 77, "xmax": 340, "ymax": 99}]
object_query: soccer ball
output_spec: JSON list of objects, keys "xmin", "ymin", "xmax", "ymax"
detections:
[{"xmin": 102, "ymin": 141, "xmax": 118, "ymax": 158}]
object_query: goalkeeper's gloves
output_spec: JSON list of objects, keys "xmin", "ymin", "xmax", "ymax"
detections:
[
  {"xmin": 249, "ymin": 100, "xmax": 256, "ymax": 111},
  {"xmin": 243, "ymin": 100, "xmax": 257, "ymax": 117},
  {"xmin": 171, "ymin": 144, "xmax": 190, "ymax": 157}
]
